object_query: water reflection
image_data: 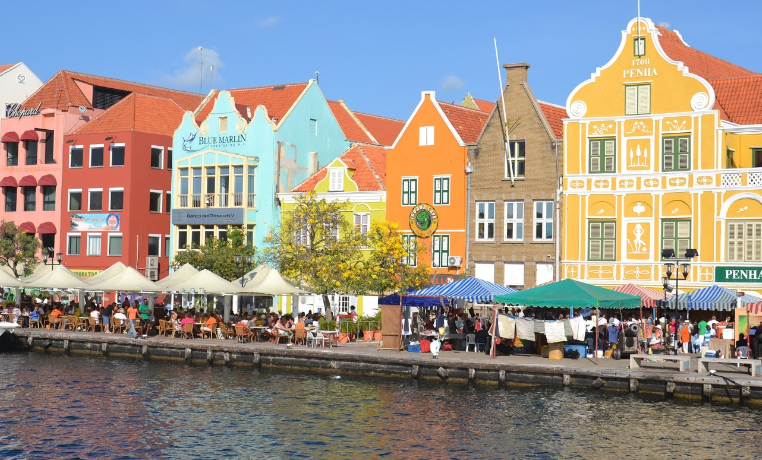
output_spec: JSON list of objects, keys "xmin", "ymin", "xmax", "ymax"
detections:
[{"xmin": 1, "ymin": 353, "xmax": 760, "ymax": 459}]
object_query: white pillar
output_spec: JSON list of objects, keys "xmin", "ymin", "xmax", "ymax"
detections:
[
  {"xmin": 223, "ymin": 295, "xmax": 231, "ymax": 323},
  {"xmin": 232, "ymin": 295, "xmax": 239, "ymax": 315}
]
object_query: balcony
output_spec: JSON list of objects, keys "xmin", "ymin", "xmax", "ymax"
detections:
[
  {"xmin": 176, "ymin": 192, "xmax": 254, "ymax": 209},
  {"xmin": 720, "ymin": 170, "xmax": 762, "ymax": 188}
]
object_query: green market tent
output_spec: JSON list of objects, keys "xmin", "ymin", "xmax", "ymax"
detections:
[{"xmin": 494, "ymin": 278, "xmax": 641, "ymax": 309}]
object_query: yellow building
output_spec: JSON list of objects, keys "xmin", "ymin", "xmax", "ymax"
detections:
[{"xmin": 563, "ymin": 17, "xmax": 762, "ymax": 293}]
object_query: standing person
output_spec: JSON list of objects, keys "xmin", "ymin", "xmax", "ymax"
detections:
[
  {"xmin": 102, "ymin": 303, "xmax": 114, "ymax": 333},
  {"xmin": 138, "ymin": 299, "xmax": 150, "ymax": 338},
  {"xmin": 754, "ymin": 322, "xmax": 762, "ymax": 360},
  {"xmin": 680, "ymin": 320, "xmax": 692, "ymax": 354},
  {"xmin": 126, "ymin": 302, "xmax": 139, "ymax": 338}
]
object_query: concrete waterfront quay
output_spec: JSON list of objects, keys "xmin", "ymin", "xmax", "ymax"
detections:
[{"xmin": 10, "ymin": 329, "xmax": 762, "ymax": 405}]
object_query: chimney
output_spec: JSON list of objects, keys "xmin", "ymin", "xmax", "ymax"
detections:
[{"xmin": 503, "ymin": 63, "xmax": 531, "ymax": 84}]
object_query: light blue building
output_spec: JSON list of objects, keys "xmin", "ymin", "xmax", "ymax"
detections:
[{"xmin": 170, "ymin": 80, "xmax": 351, "ymax": 256}]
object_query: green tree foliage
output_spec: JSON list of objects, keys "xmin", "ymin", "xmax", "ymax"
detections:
[
  {"xmin": 360, "ymin": 220, "xmax": 430, "ymax": 295},
  {"xmin": 171, "ymin": 226, "xmax": 256, "ymax": 281},
  {"xmin": 0, "ymin": 220, "xmax": 41, "ymax": 277}
]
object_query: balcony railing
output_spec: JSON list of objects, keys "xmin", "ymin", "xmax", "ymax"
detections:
[
  {"xmin": 176, "ymin": 193, "xmax": 254, "ymax": 209},
  {"xmin": 720, "ymin": 171, "xmax": 762, "ymax": 188}
]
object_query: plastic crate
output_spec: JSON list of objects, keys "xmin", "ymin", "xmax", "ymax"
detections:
[
  {"xmin": 407, "ymin": 343, "xmax": 421, "ymax": 353},
  {"xmin": 563, "ymin": 344, "xmax": 587, "ymax": 359}
]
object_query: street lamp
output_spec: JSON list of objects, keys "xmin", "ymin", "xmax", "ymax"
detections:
[
  {"xmin": 662, "ymin": 248, "xmax": 699, "ymax": 351},
  {"xmin": 234, "ymin": 253, "xmax": 255, "ymax": 287},
  {"xmin": 42, "ymin": 248, "xmax": 63, "ymax": 271}
]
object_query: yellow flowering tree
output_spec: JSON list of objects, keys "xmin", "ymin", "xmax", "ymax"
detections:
[
  {"xmin": 360, "ymin": 221, "xmax": 430, "ymax": 295},
  {"xmin": 171, "ymin": 226, "xmax": 257, "ymax": 281},
  {"xmin": 265, "ymin": 192, "xmax": 366, "ymax": 319}
]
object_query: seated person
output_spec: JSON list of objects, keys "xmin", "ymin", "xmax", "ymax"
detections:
[
  {"xmin": 737, "ymin": 333, "xmax": 748, "ymax": 349},
  {"xmin": 50, "ymin": 305, "xmax": 64, "ymax": 326},
  {"xmin": 201, "ymin": 315, "xmax": 218, "ymax": 336},
  {"xmin": 90, "ymin": 307, "xmax": 101, "ymax": 324}
]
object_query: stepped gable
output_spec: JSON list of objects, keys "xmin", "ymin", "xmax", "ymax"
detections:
[
  {"xmin": 709, "ymin": 75, "xmax": 762, "ymax": 125},
  {"xmin": 537, "ymin": 101, "xmax": 566, "ymax": 139},
  {"xmin": 352, "ymin": 111, "xmax": 404, "ymax": 147},
  {"xmin": 327, "ymin": 100, "xmax": 375, "ymax": 144},
  {"xmin": 22, "ymin": 70, "xmax": 203, "ymax": 112},
  {"xmin": 438, "ymin": 102, "xmax": 489, "ymax": 144},
  {"xmin": 292, "ymin": 143, "xmax": 387, "ymax": 192},
  {"xmin": 194, "ymin": 82, "xmax": 309, "ymax": 125},
  {"xmin": 72, "ymin": 93, "xmax": 186, "ymax": 137}
]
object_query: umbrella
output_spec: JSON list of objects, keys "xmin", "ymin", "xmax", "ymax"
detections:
[
  {"xmin": 410, "ymin": 277, "xmax": 517, "ymax": 303},
  {"xmin": 0, "ymin": 269, "xmax": 27, "ymax": 288},
  {"xmin": 235, "ymin": 265, "xmax": 312, "ymax": 296},
  {"xmin": 155, "ymin": 264, "xmax": 199, "ymax": 288},
  {"xmin": 494, "ymin": 278, "xmax": 640, "ymax": 309},
  {"xmin": 84, "ymin": 261, "xmax": 129, "ymax": 285},
  {"xmin": 26, "ymin": 264, "xmax": 91, "ymax": 290},
  {"xmin": 163, "ymin": 269, "xmax": 242, "ymax": 294},
  {"xmin": 86, "ymin": 266, "xmax": 163, "ymax": 292}
]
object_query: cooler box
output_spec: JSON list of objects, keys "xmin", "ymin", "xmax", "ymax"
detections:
[
  {"xmin": 407, "ymin": 343, "xmax": 421, "ymax": 353},
  {"xmin": 420, "ymin": 339, "xmax": 431, "ymax": 353},
  {"xmin": 548, "ymin": 342, "xmax": 564, "ymax": 360},
  {"xmin": 563, "ymin": 344, "xmax": 587, "ymax": 359},
  {"xmin": 722, "ymin": 328, "xmax": 734, "ymax": 340}
]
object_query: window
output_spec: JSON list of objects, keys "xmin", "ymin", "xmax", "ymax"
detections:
[
  {"xmin": 151, "ymin": 146, "xmax": 163, "ymax": 169},
  {"xmin": 589, "ymin": 139, "xmax": 616, "ymax": 173},
  {"xmin": 728, "ymin": 222, "xmax": 762, "ymax": 262},
  {"xmin": 402, "ymin": 234, "xmax": 417, "ymax": 266},
  {"xmin": 90, "ymin": 145, "xmax": 104, "ymax": 167},
  {"xmin": 149, "ymin": 191, "xmax": 162, "ymax": 213},
  {"xmin": 662, "ymin": 136, "xmax": 690, "ymax": 171},
  {"xmin": 44, "ymin": 131, "xmax": 54, "ymax": 164},
  {"xmin": 68, "ymin": 190, "xmax": 82, "ymax": 211},
  {"xmin": 22, "ymin": 187, "xmax": 35, "ymax": 211},
  {"xmin": 6, "ymin": 142, "xmax": 18, "ymax": 166},
  {"xmin": 634, "ymin": 37, "xmax": 646, "ymax": 56},
  {"xmin": 87, "ymin": 234, "xmax": 101, "ymax": 256},
  {"xmin": 4, "ymin": 187, "xmax": 16, "ymax": 212},
  {"xmin": 534, "ymin": 201, "xmax": 553, "ymax": 241},
  {"xmin": 504, "ymin": 201, "xmax": 524, "ymax": 241},
  {"xmin": 354, "ymin": 213, "xmax": 369, "ymax": 234},
  {"xmin": 177, "ymin": 227, "xmax": 188, "ymax": 250},
  {"xmin": 109, "ymin": 189, "xmax": 124, "ymax": 211},
  {"xmin": 167, "ymin": 148, "xmax": 172, "ymax": 170},
  {"xmin": 219, "ymin": 116, "xmax": 228, "ymax": 133},
  {"xmin": 329, "ymin": 169, "xmax": 343, "ymax": 192},
  {"xmin": 166, "ymin": 192, "xmax": 171, "ymax": 214},
  {"xmin": 419, "ymin": 126, "xmax": 434, "ymax": 146},
  {"xmin": 401, "ymin": 178, "xmax": 417, "ymax": 206},
  {"xmin": 432, "ymin": 235, "xmax": 450, "ymax": 268},
  {"xmin": 148, "ymin": 235, "xmax": 160, "ymax": 257},
  {"xmin": 25, "ymin": 141, "xmax": 37, "ymax": 165},
  {"xmin": 661, "ymin": 220, "xmax": 691, "ymax": 259},
  {"xmin": 433, "ymin": 176, "xmax": 450, "ymax": 205},
  {"xmin": 476, "ymin": 202, "xmax": 495, "ymax": 241},
  {"xmin": 42, "ymin": 186, "xmax": 55, "ymax": 211},
  {"xmin": 504, "ymin": 263, "xmax": 525, "ymax": 286},
  {"xmin": 505, "ymin": 140, "xmax": 525, "ymax": 178},
  {"xmin": 108, "ymin": 234, "xmax": 123, "ymax": 256},
  {"xmin": 110, "ymin": 144, "xmax": 125, "ymax": 166},
  {"xmin": 164, "ymin": 235, "xmax": 170, "ymax": 257},
  {"xmin": 754, "ymin": 149, "xmax": 762, "ymax": 168},
  {"xmin": 41, "ymin": 234, "xmax": 55, "ymax": 252},
  {"xmin": 309, "ymin": 118, "xmax": 317, "ymax": 136},
  {"xmin": 88, "ymin": 189, "xmax": 103, "ymax": 211},
  {"xmin": 589, "ymin": 221, "xmax": 616, "ymax": 261},
  {"xmin": 625, "ymin": 84, "xmax": 650, "ymax": 115},
  {"xmin": 69, "ymin": 146, "xmax": 83, "ymax": 168},
  {"xmin": 68, "ymin": 234, "xmax": 81, "ymax": 255}
]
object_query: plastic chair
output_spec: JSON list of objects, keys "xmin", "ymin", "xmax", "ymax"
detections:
[
  {"xmin": 464, "ymin": 334, "xmax": 476, "ymax": 352},
  {"xmin": 737, "ymin": 346, "xmax": 750, "ymax": 366}
]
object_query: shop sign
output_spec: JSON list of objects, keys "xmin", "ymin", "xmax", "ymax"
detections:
[
  {"xmin": 715, "ymin": 266, "xmax": 762, "ymax": 283},
  {"xmin": 180, "ymin": 131, "xmax": 246, "ymax": 152},
  {"xmin": 430, "ymin": 274, "xmax": 456, "ymax": 286},
  {"xmin": 172, "ymin": 208, "xmax": 244, "ymax": 225},
  {"xmin": 409, "ymin": 203, "xmax": 438, "ymax": 238},
  {"xmin": 72, "ymin": 269, "xmax": 102, "ymax": 278},
  {"xmin": 5, "ymin": 102, "xmax": 42, "ymax": 119},
  {"xmin": 70, "ymin": 213, "xmax": 121, "ymax": 232}
]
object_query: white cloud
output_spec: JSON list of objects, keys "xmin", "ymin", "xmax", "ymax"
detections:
[
  {"xmin": 160, "ymin": 47, "xmax": 225, "ymax": 91},
  {"xmin": 659, "ymin": 21, "xmax": 670, "ymax": 28},
  {"xmin": 441, "ymin": 76, "xmax": 464, "ymax": 91},
  {"xmin": 258, "ymin": 16, "xmax": 281, "ymax": 28}
]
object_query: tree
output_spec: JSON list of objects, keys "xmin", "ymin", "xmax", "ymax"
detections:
[
  {"xmin": 359, "ymin": 221, "xmax": 430, "ymax": 295},
  {"xmin": 171, "ymin": 226, "xmax": 257, "ymax": 281},
  {"xmin": 0, "ymin": 220, "xmax": 41, "ymax": 277},
  {"xmin": 264, "ymin": 192, "xmax": 366, "ymax": 320}
]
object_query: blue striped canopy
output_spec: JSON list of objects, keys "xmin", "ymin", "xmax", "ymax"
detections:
[
  {"xmin": 410, "ymin": 277, "xmax": 518, "ymax": 304},
  {"xmin": 659, "ymin": 285, "xmax": 738, "ymax": 311}
]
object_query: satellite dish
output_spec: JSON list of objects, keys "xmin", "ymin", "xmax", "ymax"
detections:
[{"xmin": 78, "ymin": 106, "xmax": 87, "ymax": 114}]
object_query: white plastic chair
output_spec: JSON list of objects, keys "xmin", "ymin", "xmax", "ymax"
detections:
[
  {"xmin": 464, "ymin": 334, "xmax": 476, "ymax": 352},
  {"xmin": 736, "ymin": 346, "xmax": 750, "ymax": 367}
]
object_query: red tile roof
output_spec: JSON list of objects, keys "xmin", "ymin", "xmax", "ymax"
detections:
[
  {"xmin": 352, "ymin": 111, "xmax": 404, "ymax": 147},
  {"xmin": 656, "ymin": 25, "xmax": 756, "ymax": 80},
  {"xmin": 72, "ymin": 93, "xmax": 187, "ymax": 137},
  {"xmin": 437, "ymin": 102, "xmax": 489, "ymax": 144},
  {"xmin": 709, "ymin": 75, "xmax": 762, "ymax": 125},
  {"xmin": 23, "ymin": 70, "xmax": 203, "ymax": 112},
  {"xmin": 472, "ymin": 98, "xmax": 496, "ymax": 113},
  {"xmin": 292, "ymin": 143, "xmax": 387, "ymax": 192},
  {"xmin": 327, "ymin": 100, "xmax": 374, "ymax": 144},
  {"xmin": 538, "ymin": 101, "xmax": 566, "ymax": 139},
  {"xmin": 195, "ymin": 83, "xmax": 309, "ymax": 126},
  {"xmin": 0, "ymin": 63, "xmax": 18, "ymax": 74}
]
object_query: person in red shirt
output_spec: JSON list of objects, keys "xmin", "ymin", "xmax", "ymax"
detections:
[
  {"xmin": 201, "ymin": 315, "xmax": 218, "ymax": 337},
  {"xmin": 50, "ymin": 305, "xmax": 63, "ymax": 329}
]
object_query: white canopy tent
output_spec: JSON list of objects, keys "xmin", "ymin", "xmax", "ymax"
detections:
[
  {"xmin": 85, "ymin": 266, "xmax": 163, "ymax": 293},
  {"xmin": 0, "ymin": 269, "xmax": 27, "ymax": 288},
  {"xmin": 163, "ymin": 269, "xmax": 242, "ymax": 323},
  {"xmin": 235, "ymin": 264, "xmax": 312, "ymax": 296},
  {"xmin": 156, "ymin": 264, "xmax": 199, "ymax": 289},
  {"xmin": 26, "ymin": 264, "xmax": 91, "ymax": 290},
  {"xmin": 84, "ymin": 261, "xmax": 129, "ymax": 286}
]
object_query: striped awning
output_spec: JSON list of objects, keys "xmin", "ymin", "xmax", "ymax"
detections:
[
  {"xmin": 612, "ymin": 283, "xmax": 664, "ymax": 308},
  {"xmin": 741, "ymin": 292, "xmax": 762, "ymax": 314},
  {"xmin": 410, "ymin": 277, "xmax": 518, "ymax": 304},
  {"xmin": 662, "ymin": 285, "xmax": 738, "ymax": 311}
]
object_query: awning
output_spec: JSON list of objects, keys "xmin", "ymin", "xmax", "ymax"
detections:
[
  {"xmin": 0, "ymin": 176, "xmax": 17, "ymax": 187},
  {"xmin": 18, "ymin": 222, "xmax": 36, "ymax": 234},
  {"xmin": 38, "ymin": 174, "xmax": 57, "ymax": 186},
  {"xmin": 37, "ymin": 222, "xmax": 57, "ymax": 234},
  {"xmin": 20, "ymin": 130, "xmax": 39, "ymax": 141},
  {"xmin": 1, "ymin": 132, "xmax": 19, "ymax": 143},
  {"xmin": 18, "ymin": 175, "xmax": 37, "ymax": 187}
]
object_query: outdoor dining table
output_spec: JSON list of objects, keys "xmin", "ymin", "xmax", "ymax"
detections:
[{"xmin": 318, "ymin": 330, "xmax": 339, "ymax": 347}]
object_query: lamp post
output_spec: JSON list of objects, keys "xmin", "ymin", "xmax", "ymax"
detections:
[
  {"xmin": 42, "ymin": 248, "xmax": 63, "ymax": 271},
  {"xmin": 662, "ymin": 248, "xmax": 699, "ymax": 351},
  {"xmin": 234, "ymin": 253, "xmax": 255, "ymax": 287}
]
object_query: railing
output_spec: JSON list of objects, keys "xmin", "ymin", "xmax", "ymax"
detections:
[
  {"xmin": 176, "ymin": 193, "xmax": 251, "ymax": 208},
  {"xmin": 719, "ymin": 170, "xmax": 762, "ymax": 188},
  {"xmin": 721, "ymin": 173, "xmax": 742, "ymax": 188}
]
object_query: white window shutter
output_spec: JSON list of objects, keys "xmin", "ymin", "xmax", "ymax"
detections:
[
  {"xmin": 625, "ymin": 86, "xmax": 638, "ymax": 115},
  {"xmin": 637, "ymin": 85, "xmax": 650, "ymax": 114}
]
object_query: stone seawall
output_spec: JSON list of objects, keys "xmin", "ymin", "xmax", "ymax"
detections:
[{"xmin": 9, "ymin": 329, "xmax": 762, "ymax": 405}]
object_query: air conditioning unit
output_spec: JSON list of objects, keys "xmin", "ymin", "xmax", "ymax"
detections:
[
  {"xmin": 145, "ymin": 268, "xmax": 158, "ymax": 281},
  {"xmin": 146, "ymin": 256, "xmax": 159, "ymax": 269},
  {"xmin": 448, "ymin": 256, "xmax": 462, "ymax": 268}
]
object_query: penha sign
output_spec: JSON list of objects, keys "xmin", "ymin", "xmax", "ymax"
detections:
[{"xmin": 715, "ymin": 266, "xmax": 762, "ymax": 283}]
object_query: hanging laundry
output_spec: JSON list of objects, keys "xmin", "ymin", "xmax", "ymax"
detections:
[
  {"xmin": 533, "ymin": 320, "xmax": 545, "ymax": 334},
  {"xmin": 569, "ymin": 316, "xmax": 586, "ymax": 341},
  {"xmin": 563, "ymin": 319, "xmax": 573, "ymax": 338},
  {"xmin": 545, "ymin": 321, "xmax": 567, "ymax": 343},
  {"xmin": 516, "ymin": 318, "xmax": 535, "ymax": 341},
  {"xmin": 497, "ymin": 315, "xmax": 515, "ymax": 339}
]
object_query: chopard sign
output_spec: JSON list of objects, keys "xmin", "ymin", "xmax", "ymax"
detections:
[{"xmin": 5, "ymin": 102, "xmax": 42, "ymax": 119}]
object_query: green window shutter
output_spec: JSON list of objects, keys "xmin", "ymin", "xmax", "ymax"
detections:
[
  {"xmin": 434, "ymin": 178, "xmax": 441, "ymax": 205},
  {"xmin": 442, "ymin": 178, "xmax": 449, "ymax": 204}
]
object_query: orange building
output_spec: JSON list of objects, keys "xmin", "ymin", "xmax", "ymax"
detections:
[{"xmin": 387, "ymin": 91, "xmax": 488, "ymax": 283}]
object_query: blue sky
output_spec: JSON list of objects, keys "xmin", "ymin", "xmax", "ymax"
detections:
[{"xmin": 5, "ymin": 1, "xmax": 761, "ymax": 121}]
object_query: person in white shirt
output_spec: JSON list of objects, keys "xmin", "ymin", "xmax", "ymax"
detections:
[
  {"xmin": 90, "ymin": 307, "xmax": 101, "ymax": 324},
  {"xmin": 707, "ymin": 316, "xmax": 718, "ymax": 329}
]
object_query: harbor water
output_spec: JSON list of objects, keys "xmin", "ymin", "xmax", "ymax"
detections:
[{"xmin": 1, "ymin": 352, "xmax": 760, "ymax": 459}]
